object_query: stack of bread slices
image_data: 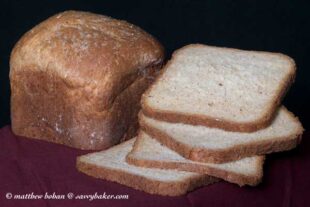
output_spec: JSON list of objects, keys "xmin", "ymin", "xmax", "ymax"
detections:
[{"xmin": 77, "ymin": 44, "xmax": 304, "ymax": 196}]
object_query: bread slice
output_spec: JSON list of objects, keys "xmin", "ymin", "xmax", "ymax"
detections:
[
  {"xmin": 142, "ymin": 44, "xmax": 296, "ymax": 132},
  {"xmin": 77, "ymin": 139, "xmax": 217, "ymax": 196},
  {"xmin": 127, "ymin": 132, "xmax": 265, "ymax": 186},
  {"xmin": 140, "ymin": 106, "xmax": 303, "ymax": 163}
]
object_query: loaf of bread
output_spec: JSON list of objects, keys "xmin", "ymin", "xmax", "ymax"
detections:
[{"xmin": 10, "ymin": 11, "xmax": 164, "ymax": 150}]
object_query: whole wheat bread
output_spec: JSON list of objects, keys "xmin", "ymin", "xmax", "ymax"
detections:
[
  {"xmin": 10, "ymin": 11, "xmax": 164, "ymax": 150},
  {"xmin": 77, "ymin": 139, "xmax": 217, "ymax": 196},
  {"xmin": 142, "ymin": 44, "xmax": 296, "ymax": 132},
  {"xmin": 140, "ymin": 106, "xmax": 303, "ymax": 163},
  {"xmin": 127, "ymin": 131, "xmax": 265, "ymax": 186}
]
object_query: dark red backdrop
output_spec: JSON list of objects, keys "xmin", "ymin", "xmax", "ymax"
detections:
[{"xmin": 0, "ymin": 125, "xmax": 309, "ymax": 207}]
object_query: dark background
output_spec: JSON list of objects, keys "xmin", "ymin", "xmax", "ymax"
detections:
[{"xmin": 1, "ymin": 0, "xmax": 309, "ymax": 129}]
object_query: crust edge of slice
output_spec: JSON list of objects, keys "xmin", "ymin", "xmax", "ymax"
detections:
[
  {"xmin": 127, "ymin": 135, "xmax": 265, "ymax": 186},
  {"xmin": 139, "ymin": 107, "xmax": 304, "ymax": 164}
]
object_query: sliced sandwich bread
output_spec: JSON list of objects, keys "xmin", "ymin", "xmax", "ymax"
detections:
[
  {"xmin": 142, "ymin": 44, "xmax": 296, "ymax": 132},
  {"xmin": 77, "ymin": 139, "xmax": 218, "ymax": 196},
  {"xmin": 139, "ymin": 106, "xmax": 303, "ymax": 163},
  {"xmin": 127, "ymin": 131, "xmax": 265, "ymax": 186}
]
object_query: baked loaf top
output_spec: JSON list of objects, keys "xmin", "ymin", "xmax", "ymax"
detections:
[{"xmin": 10, "ymin": 10, "xmax": 164, "ymax": 109}]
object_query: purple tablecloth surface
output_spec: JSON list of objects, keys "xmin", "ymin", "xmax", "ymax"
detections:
[{"xmin": 0, "ymin": 125, "xmax": 309, "ymax": 207}]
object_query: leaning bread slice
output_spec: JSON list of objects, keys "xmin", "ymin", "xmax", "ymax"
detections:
[
  {"xmin": 127, "ymin": 132, "xmax": 265, "ymax": 186},
  {"xmin": 77, "ymin": 139, "xmax": 217, "ymax": 196},
  {"xmin": 142, "ymin": 44, "xmax": 296, "ymax": 132},
  {"xmin": 140, "ymin": 106, "xmax": 303, "ymax": 163}
]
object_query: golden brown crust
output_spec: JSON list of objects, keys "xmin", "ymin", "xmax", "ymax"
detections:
[
  {"xmin": 139, "ymin": 111, "xmax": 303, "ymax": 163},
  {"xmin": 10, "ymin": 11, "xmax": 164, "ymax": 150},
  {"xmin": 142, "ymin": 44, "xmax": 296, "ymax": 132},
  {"xmin": 76, "ymin": 157, "xmax": 218, "ymax": 196},
  {"xmin": 10, "ymin": 64, "xmax": 161, "ymax": 150}
]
